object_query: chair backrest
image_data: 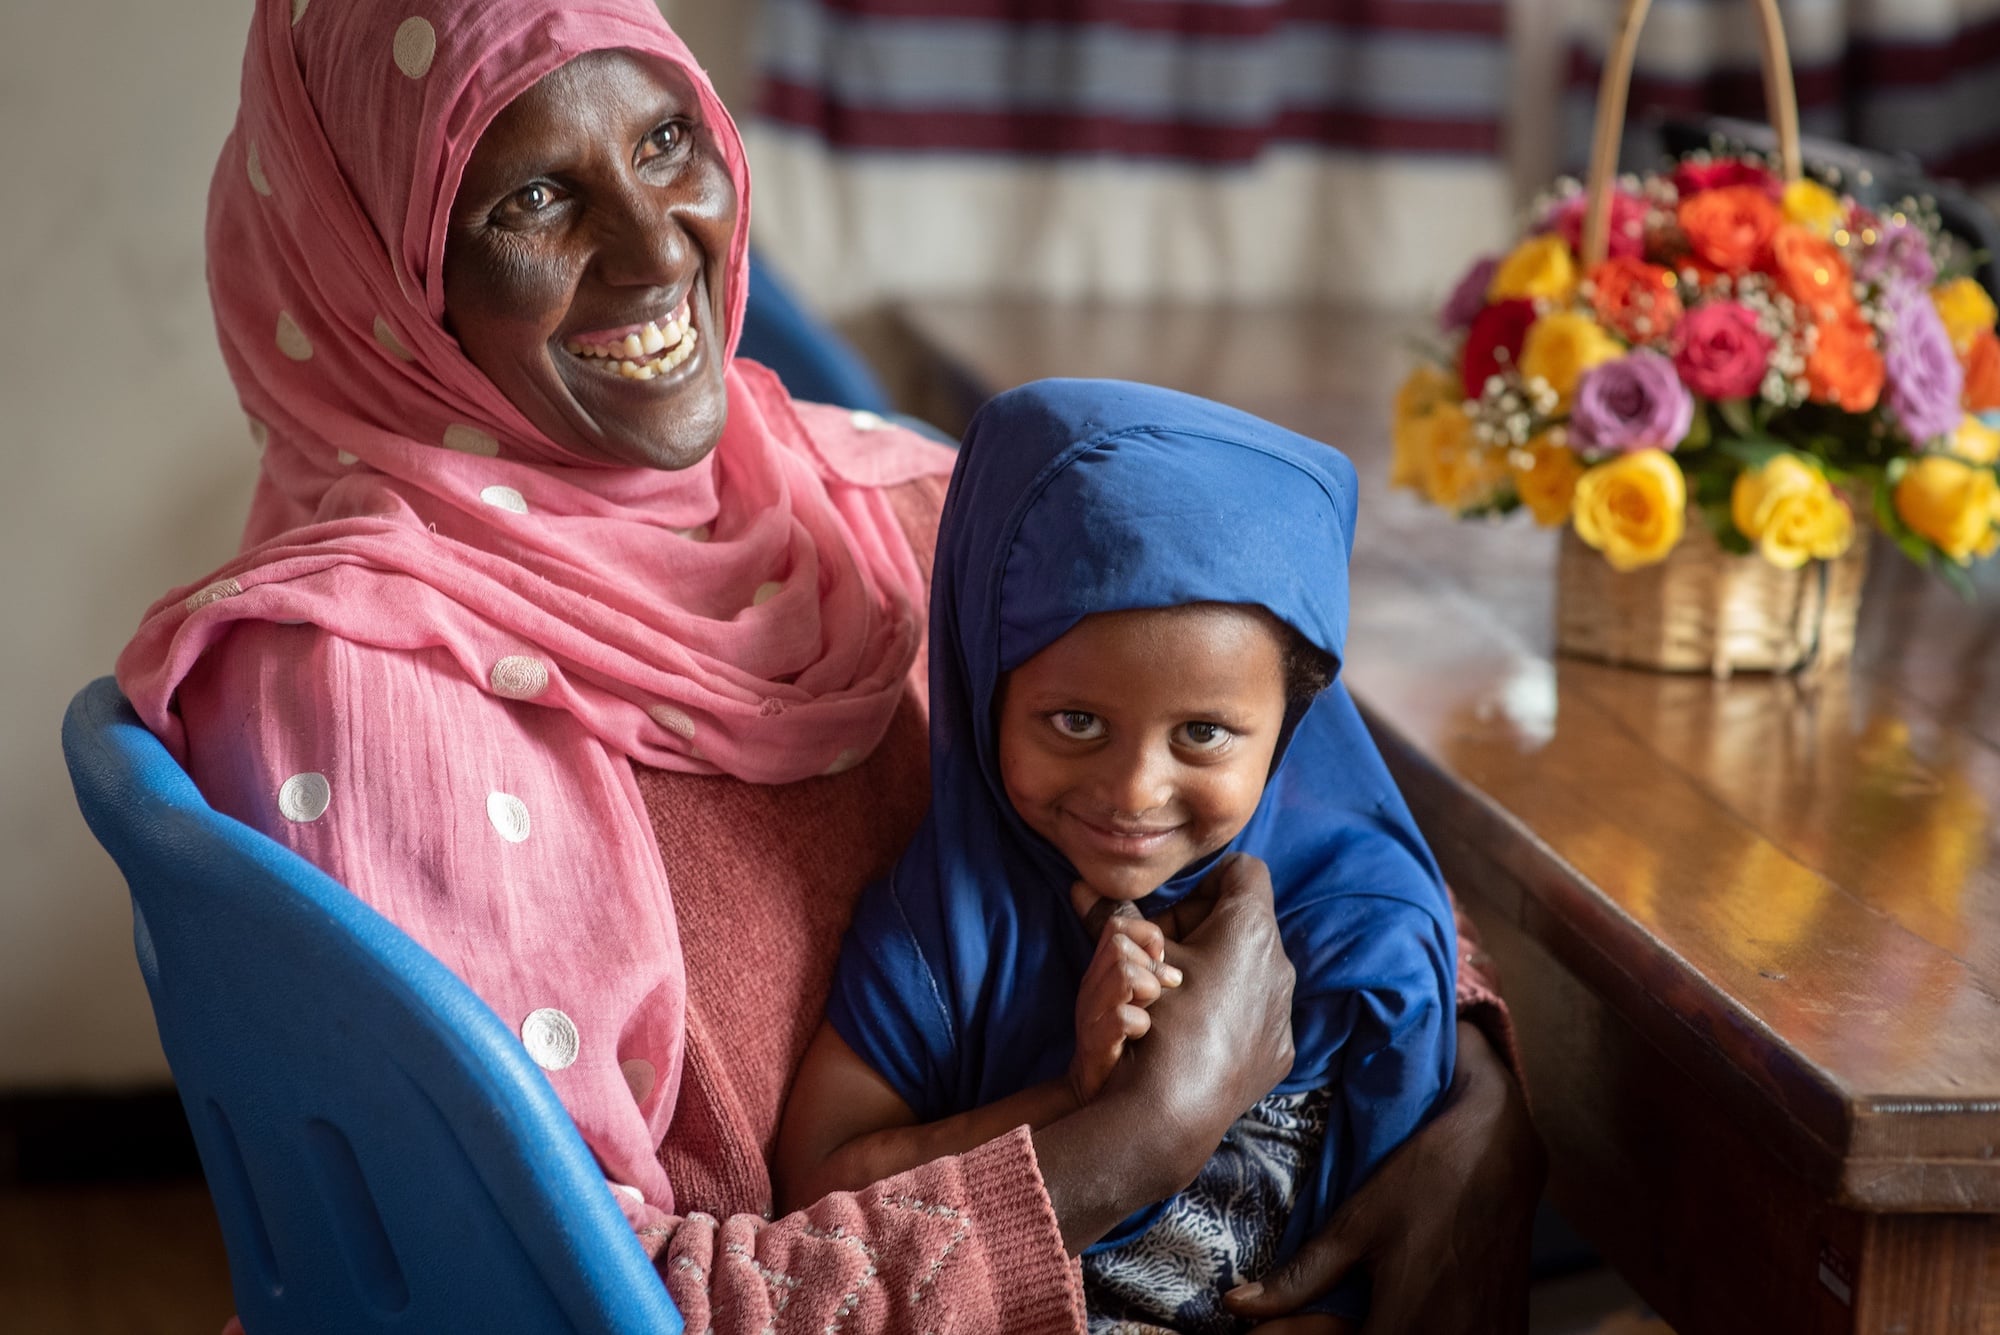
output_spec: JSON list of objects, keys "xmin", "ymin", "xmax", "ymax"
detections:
[
  {"xmin": 61, "ymin": 677, "xmax": 682, "ymax": 1335},
  {"xmin": 741, "ymin": 247, "xmax": 893, "ymax": 412}
]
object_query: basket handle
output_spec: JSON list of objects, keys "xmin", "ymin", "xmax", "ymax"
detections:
[{"xmin": 1580, "ymin": 0, "xmax": 1803, "ymax": 267}]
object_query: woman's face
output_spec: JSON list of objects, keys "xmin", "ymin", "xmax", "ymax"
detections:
[{"xmin": 443, "ymin": 50, "xmax": 737, "ymax": 469}]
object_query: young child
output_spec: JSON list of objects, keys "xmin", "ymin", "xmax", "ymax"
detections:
[{"xmin": 775, "ymin": 379, "xmax": 1457, "ymax": 1333}]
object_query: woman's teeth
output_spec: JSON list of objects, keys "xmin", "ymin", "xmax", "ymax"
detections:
[{"xmin": 564, "ymin": 306, "xmax": 698, "ymax": 380}]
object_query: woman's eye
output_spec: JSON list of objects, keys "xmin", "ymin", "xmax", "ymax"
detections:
[
  {"xmin": 495, "ymin": 181, "xmax": 562, "ymax": 224},
  {"xmin": 1176, "ymin": 721, "xmax": 1231, "ymax": 751},
  {"xmin": 641, "ymin": 120, "xmax": 691, "ymax": 162},
  {"xmin": 1049, "ymin": 711, "xmax": 1104, "ymax": 740}
]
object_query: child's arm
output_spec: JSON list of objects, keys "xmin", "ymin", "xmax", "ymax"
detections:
[{"xmin": 776, "ymin": 912, "xmax": 1179, "ymax": 1213}]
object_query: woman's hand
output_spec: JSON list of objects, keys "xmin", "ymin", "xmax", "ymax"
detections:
[
  {"xmin": 1034, "ymin": 852, "xmax": 1297, "ymax": 1253},
  {"xmin": 1225, "ymin": 1019, "xmax": 1545, "ymax": 1334},
  {"xmin": 1068, "ymin": 900, "xmax": 1181, "ymax": 1104}
]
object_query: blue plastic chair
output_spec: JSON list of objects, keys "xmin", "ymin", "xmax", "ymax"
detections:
[
  {"xmin": 741, "ymin": 248, "xmax": 893, "ymax": 413},
  {"xmin": 61, "ymin": 676, "xmax": 682, "ymax": 1335}
]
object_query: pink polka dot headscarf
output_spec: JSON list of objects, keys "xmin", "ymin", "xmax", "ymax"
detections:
[{"xmin": 122, "ymin": 0, "xmax": 948, "ymax": 783}]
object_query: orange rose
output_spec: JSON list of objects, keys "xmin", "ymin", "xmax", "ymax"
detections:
[
  {"xmin": 1588, "ymin": 257, "xmax": 1683, "ymax": 344},
  {"xmin": 1771, "ymin": 225, "xmax": 1855, "ymax": 320},
  {"xmin": 1805, "ymin": 312, "xmax": 1885, "ymax": 412},
  {"xmin": 1677, "ymin": 184, "xmax": 1783, "ymax": 275},
  {"xmin": 1964, "ymin": 327, "xmax": 2000, "ymax": 411}
]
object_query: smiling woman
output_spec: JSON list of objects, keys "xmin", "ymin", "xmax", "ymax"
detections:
[
  {"xmin": 443, "ymin": 51, "xmax": 736, "ymax": 470},
  {"xmin": 110, "ymin": 0, "xmax": 1537, "ymax": 1330}
]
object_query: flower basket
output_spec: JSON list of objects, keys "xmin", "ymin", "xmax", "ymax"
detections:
[
  {"xmin": 1392, "ymin": 0, "xmax": 2000, "ymax": 675},
  {"xmin": 1556, "ymin": 512, "xmax": 1869, "ymax": 675}
]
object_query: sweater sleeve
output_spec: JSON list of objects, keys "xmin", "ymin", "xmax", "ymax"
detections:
[
  {"xmin": 639, "ymin": 1128, "xmax": 1085, "ymax": 1334},
  {"xmin": 1449, "ymin": 893, "xmax": 1521, "ymax": 1077}
]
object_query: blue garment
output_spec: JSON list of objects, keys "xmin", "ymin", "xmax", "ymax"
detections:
[{"xmin": 826, "ymin": 379, "xmax": 1456, "ymax": 1324}]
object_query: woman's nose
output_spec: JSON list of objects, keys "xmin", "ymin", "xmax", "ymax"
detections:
[{"xmin": 592, "ymin": 189, "xmax": 691, "ymax": 289}]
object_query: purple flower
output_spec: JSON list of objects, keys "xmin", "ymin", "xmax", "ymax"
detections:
[
  {"xmin": 1441, "ymin": 255, "xmax": 1499, "ymax": 332},
  {"xmin": 1570, "ymin": 350, "xmax": 1695, "ymax": 454},
  {"xmin": 1882, "ymin": 284, "xmax": 1965, "ymax": 445},
  {"xmin": 1854, "ymin": 220, "xmax": 1937, "ymax": 289}
]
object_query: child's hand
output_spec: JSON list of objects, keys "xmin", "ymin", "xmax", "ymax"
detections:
[{"xmin": 1069, "ymin": 888, "xmax": 1183, "ymax": 1105}]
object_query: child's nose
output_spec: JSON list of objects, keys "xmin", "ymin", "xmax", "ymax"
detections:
[{"xmin": 1094, "ymin": 742, "xmax": 1174, "ymax": 815}]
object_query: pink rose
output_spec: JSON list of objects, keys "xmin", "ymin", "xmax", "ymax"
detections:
[{"xmin": 1671, "ymin": 302, "xmax": 1771, "ymax": 401}]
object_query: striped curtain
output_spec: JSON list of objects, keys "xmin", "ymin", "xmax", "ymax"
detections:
[
  {"xmin": 743, "ymin": 0, "xmax": 1515, "ymax": 314},
  {"xmin": 1563, "ymin": 0, "xmax": 2000, "ymax": 190}
]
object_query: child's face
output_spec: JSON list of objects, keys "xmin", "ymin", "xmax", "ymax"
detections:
[{"xmin": 997, "ymin": 603, "xmax": 1290, "ymax": 903}]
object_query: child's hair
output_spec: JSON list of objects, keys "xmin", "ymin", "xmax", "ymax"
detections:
[{"xmin": 1280, "ymin": 622, "xmax": 1338, "ymax": 704}]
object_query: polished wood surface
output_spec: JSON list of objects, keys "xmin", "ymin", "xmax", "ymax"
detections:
[{"xmin": 894, "ymin": 298, "xmax": 2000, "ymax": 1333}]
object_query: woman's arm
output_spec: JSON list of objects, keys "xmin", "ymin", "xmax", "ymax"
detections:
[{"xmin": 651, "ymin": 1128, "xmax": 1087, "ymax": 1333}]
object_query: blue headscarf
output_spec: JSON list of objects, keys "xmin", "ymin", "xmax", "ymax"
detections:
[{"xmin": 827, "ymin": 379, "xmax": 1456, "ymax": 1264}]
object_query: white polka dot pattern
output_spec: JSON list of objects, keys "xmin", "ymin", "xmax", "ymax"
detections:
[
  {"xmin": 850, "ymin": 409, "xmax": 888, "ymax": 431},
  {"xmin": 489, "ymin": 656, "xmax": 549, "ymax": 700},
  {"xmin": 824, "ymin": 748, "xmax": 863, "ymax": 776},
  {"xmin": 520, "ymin": 1008, "xmax": 579, "ymax": 1070},
  {"xmin": 184, "ymin": 578, "xmax": 243, "ymax": 614},
  {"xmin": 276, "ymin": 312, "xmax": 313, "ymax": 361},
  {"xmin": 443, "ymin": 424, "xmax": 500, "ymax": 457},
  {"xmin": 487, "ymin": 791, "xmax": 531, "ymax": 843},
  {"xmin": 392, "ymin": 17, "xmax": 437, "ymax": 78},
  {"xmin": 480, "ymin": 485, "xmax": 528, "ymax": 514},
  {"xmin": 372, "ymin": 316, "xmax": 414, "ymax": 361},
  {"xmin": 277, "ymin": 772, "xmax": 331, "ymax": 823},
  {"xmin": 246, "ymin": 140, "xmax": 272, "ymax": 197},
  {"xmin": 646, "ymin": 704, "xmax": 696, "ymax": 740},
  {"xmin": 621, "ymin": 1058, "xmax": 656, "ymax": 1104},
  {"xmin": 752, "ymin": 580, "xmax": 782, "ymax": 607}
]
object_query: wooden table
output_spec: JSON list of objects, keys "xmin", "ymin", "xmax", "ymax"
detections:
[{"xmin": 892, "ymin": 300, "xmax": 2000, "ymax": 1334}]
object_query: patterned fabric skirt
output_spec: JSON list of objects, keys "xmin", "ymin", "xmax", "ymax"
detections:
[{"xmin": 1083, "ymin": 1088, "xmax": 1331, "ymax": 1335}]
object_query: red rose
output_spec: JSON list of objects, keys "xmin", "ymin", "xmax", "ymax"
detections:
[
  {"xmin": 1671, "ymin": 302, "xmax": 1771, "ymax": 400},
  {"xmin": 1544, "ymin": 190, "xmax": 1649, "ymax": 261},
  {"xmin": 1461, "ymin": 298, "xmax": 1539, "ymax": 398},
  {"xmin": 1672, "ymin": 159, "xmax": 1782, "ymax": 200}
]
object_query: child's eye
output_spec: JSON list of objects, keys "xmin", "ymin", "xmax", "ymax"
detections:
[
  {"xmin": 1175, "ymin": 721, "xmax": 1232, "ymax": 752},
  {"xmin": 1048, "ymin": 711, "xmax": 1104, "ymax": 740}
]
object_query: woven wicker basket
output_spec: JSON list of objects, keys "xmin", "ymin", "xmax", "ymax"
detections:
[
  {"xmin": 1552, "ymin": 0, "xmax": 1866, "ymax": 675},
  {"xmin": 1556, "ymin": 519, "xmax": 1868, "ymax": 676}
]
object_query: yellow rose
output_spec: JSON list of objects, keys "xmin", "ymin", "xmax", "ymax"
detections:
[
  {"xmin": 1510, "ymin": 435, "xmax": 1584, "ymax": 527},
  {"xmin": 1728, "ymin": 454, "xmax": 1854, "ymax": 569},
  {"xmin": 1487, "ymin": 234, "xmax": 1579, "ymax": 304},
  {"xmin": 1948, "ymin": 414, "xmax": 2000, "ymax": 465},
  {"xmin": 1417, "ymin": 405, "xmax": 1511, "ymax": 512},
  {"xmin": 1932, "ymin": 277, "xmax": 1998, "ymax": 357},
  {"xmin": 1572, "ymin": 449, "xmax": 1687, "ymax": 570},
  {"xmin": 1391, "ymin": 363, "xmax": 1461, "ymax": 491},
  {"xmin": 1780, "ymin": 179, "xmax": 1844, "ymax": 237},
  {"xmin": 1518, "ymin": 311, "xmax": 1622, "ymax": 410},
  {"xmin": 1894, "ymin": 454, "xmax": 2000, "ymax": 563}
]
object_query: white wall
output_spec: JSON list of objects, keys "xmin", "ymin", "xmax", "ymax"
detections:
[{"xmin": 2, "ymin": 0, "xmax": 257, "ymax": 1087}]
